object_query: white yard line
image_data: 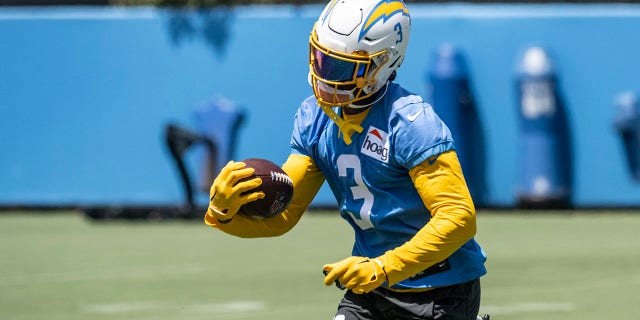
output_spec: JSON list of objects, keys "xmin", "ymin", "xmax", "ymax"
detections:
[
  {"xmin": 82, "ymin": 300, "xmax": 266, "ymax": 316},
  {"xmin": 81, "ymin": 299, "xmax": 334, "ymax": 320}
]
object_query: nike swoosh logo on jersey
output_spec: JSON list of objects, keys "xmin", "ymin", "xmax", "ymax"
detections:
[{"xmin": 407, "ymin": 108, "xmax": 423, "ymax": 122}]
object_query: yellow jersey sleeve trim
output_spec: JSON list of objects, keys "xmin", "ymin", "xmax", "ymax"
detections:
[
  {"xmin": 377, "ymin": 150, "xmax": 477, "ymax": 286},
  {"xmin": 204, "ymin": 154, "xmax": 324, "ymax": 238}
]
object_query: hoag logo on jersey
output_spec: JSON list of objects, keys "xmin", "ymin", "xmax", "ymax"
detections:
[{"xmin": 361, "ymin": 126, "xmax": 389, "ymax": 163}]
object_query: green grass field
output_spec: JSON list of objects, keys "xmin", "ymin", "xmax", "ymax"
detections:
[{"xmin": 1, "ymin": 210, "xmax": 639, "ymax": 320}]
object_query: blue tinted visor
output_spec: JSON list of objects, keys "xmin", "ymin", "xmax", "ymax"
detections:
[{"xmin": 312, "ymin": 47, "xmax": 367, "ymax": 82}]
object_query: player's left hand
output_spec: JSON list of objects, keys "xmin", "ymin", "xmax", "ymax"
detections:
[{"xmin": 322, "ymin": 256, "xmax": 387, "ymax": 294}]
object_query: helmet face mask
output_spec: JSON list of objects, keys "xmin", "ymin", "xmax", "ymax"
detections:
[
  {"xmin": 309, "ymin": 29, "xmax": 388, "ymax": 106},
  {"xmin": 309, "ymin": 0, "xmax": 411, "ymax": 108}
]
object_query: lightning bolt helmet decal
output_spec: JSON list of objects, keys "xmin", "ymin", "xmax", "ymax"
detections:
[{"xmin": 359, "ymin": 0, "xmax": 410, "ymax": 42}]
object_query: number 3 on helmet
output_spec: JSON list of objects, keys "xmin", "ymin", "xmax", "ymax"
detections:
[{"xmin": 309, "ymin": 0, "xmax": 412, "ymax": 107}]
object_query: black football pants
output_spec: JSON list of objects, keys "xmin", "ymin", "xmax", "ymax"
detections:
[{"xmin": 332, "ymin": 278, "xmax": 481, "ymax": 320}]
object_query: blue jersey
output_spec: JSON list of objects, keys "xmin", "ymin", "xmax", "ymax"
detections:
[{"xmin": 291, "ymin": 82, "xmax": 486, "ymax": 290}]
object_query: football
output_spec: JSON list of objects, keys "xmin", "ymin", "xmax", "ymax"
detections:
[{"xmin": 237, "ymin": 158, "xmax": 294, "ymax": 218}]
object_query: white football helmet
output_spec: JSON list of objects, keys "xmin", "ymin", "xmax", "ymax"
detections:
[{"xmin": 309, "ymin": 0, "xmax": 411, "ymax": 107}]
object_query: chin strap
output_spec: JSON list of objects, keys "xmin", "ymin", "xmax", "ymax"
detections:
[{"xmin": 318, "ymin": 102, "xmax": 363, "ymax": 145}]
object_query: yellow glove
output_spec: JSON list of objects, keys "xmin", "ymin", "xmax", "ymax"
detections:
[
  {"xmin": 322, "ymin": 256, "xmax": 388, "ymax": 294},
  {"xmin": 208, "ymin": 160, "xmax": 264, "ymax": 222}
]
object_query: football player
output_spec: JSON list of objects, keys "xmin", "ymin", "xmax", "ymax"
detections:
[{"xmin": 204, "ymin": 0, "xmax": 487, "ymax": 319}]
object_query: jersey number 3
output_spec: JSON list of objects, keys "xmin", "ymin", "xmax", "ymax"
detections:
[{"xmin": 338, "ymin": 154, "xmax": 374, "ymax": 230}]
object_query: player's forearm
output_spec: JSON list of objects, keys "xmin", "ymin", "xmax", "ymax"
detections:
[
  {"xmin": 204, "ymin": 202, "xmax": 306, "ymax": 238},
  {"xmin": 204, "ymin": 153, "xmax": 324, "ymax": 238},
  {"xmin": 378, "ymin": 151, "xmax": 476, "ymax": 285},
  {"xmin": 378, "ymin": 204, "xmax": 476, "ymax": 285}
]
